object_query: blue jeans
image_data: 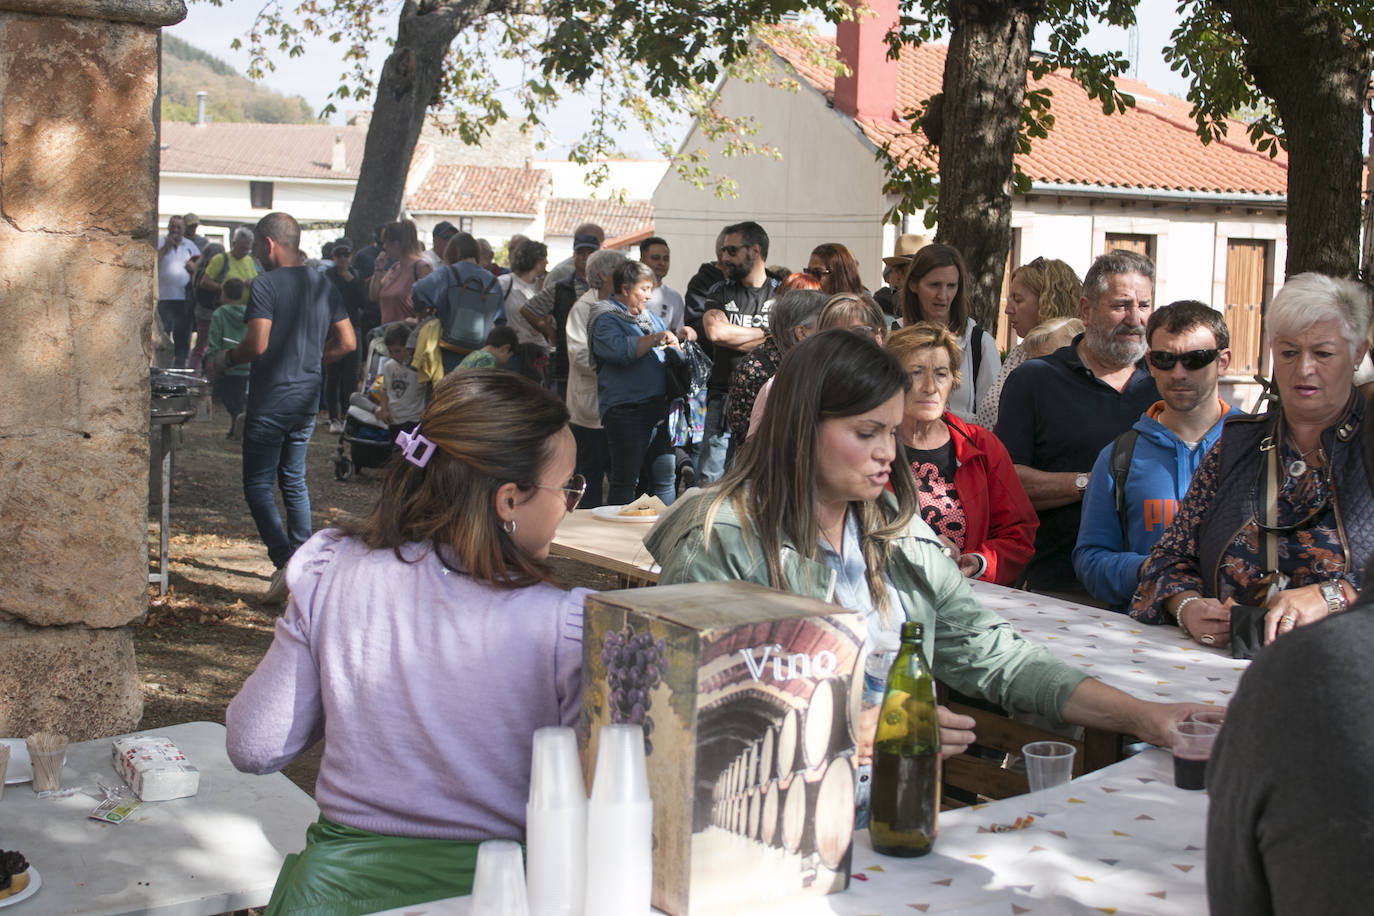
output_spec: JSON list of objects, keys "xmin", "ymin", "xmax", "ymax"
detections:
[
  {"xmin": 601, "ymin": 400, "xmax": 675, "ymax": 506},
  {"xmin": 157, "ymin": 298, "xmax": 193, "ymax": 369},
  {"xmin": 242, "ymin": 411, "xmax": 316, "ymax": 569},
  {"xmin": 696, "ymin": 393, "xmax": 731, "ymax": 483},
  {"xmin": 571, "ymin": 423, "xmax": 610, "ymax": 509}
]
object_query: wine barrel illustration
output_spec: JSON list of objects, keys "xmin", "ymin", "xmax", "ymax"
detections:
[
  {"xmin": 780, "ymin": 759, "xmax": 855, "ymax": 865},
  {"xmin": 746, "ymin": 738, "xmax": 762, "ymax": 786},
  {"xmin": 776, "ymin": 708, "xmax": 800, "ymax": 776},
  {"xmin": 759, "ymin": 725, "xmax": 777, "ymax": 783},
  {"xmin": 747, "ymin": 786, "xmax": 762, "ymax": 840},
  {"xmin": 813, "ymin": 756, "xmax": 856, "ymax": 871},
  {"xmin": 760, "ymin": 778, "xmax": 781, "ymax": 847},
  {"xmin": 736, "ymin": 796, "xmax": 748, "ymax": 835},
  {"xmin": 743, "ymin": 741, "xmax": 757, "ymax": 788},
  {"xmin": 802, "ymin": 676, "xmax": 851, "ymax": 770}
]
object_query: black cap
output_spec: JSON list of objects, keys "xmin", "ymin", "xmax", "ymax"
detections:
[
  {"xmin": 573, "ymin": 233, "xmax": 601, "ymax": 252},
  {"xmin": 332, "ymin": 237, "xmax": 353, "ymax": 253}
]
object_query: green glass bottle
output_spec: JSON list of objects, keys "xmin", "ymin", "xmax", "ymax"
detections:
[{"xmin": 869, "ymin": 620, "xmax": 941, "ymax": 857}]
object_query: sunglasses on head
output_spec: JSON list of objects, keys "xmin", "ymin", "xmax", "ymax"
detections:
[
  {"xmin": 1147, "ymin": 349, "xmax": 1220, "ymax": 371},
  {"xmin": 804, "ymin": 266, "xmax": 831, "ymax": 279}
]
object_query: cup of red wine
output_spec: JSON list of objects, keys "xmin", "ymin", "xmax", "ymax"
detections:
[{"xmin": 1169, "ymin": 720, "xmax": 1221, "ymax": 790}]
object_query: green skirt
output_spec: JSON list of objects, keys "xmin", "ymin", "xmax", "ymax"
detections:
[{"xmin": 264, "ymin": 816, "xmax": 482, "ymax": 916}]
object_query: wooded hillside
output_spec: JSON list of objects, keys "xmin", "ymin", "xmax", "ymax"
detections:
[{"xmin": 160, "ymin": 34, "xmax": 320, "ymax": 125}]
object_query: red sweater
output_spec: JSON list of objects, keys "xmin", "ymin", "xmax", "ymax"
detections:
[{"xmin": 910, "ymin": 413, "xmax": 1038, "ymax": 587}]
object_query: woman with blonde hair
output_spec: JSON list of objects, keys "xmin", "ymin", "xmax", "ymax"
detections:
[
  {"xmin": 974, "ymin": 257, "xmax": 1083, "ymax": 427},
  {"xmin": 887, "ymin": 322, "xmax": 1038, "ymax": 585},
  {"xmin": 227, "ymin": 369, "xmax": 587, "ymax": 914}
]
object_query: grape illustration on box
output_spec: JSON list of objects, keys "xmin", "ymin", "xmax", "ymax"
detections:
[{"xmin": 601, "ymin": 627, "xmax": 668, "ymax": 754}]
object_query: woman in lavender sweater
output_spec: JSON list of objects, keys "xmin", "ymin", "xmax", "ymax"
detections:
[{"xmin": 227, "ymin": 369, "xmax": 588, "ymax": 915}]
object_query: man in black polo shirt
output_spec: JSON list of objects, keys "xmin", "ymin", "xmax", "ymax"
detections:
[
  {"xmin": 995, "ymin": 249, "xmax": 1160, "ymax": 599},
  {"xmin": 697, "ymin": 221, "xmax": 779, "ymax": 481}
]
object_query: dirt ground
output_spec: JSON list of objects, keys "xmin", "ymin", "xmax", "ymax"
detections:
[{"xmin": 139, "ymin": 410, "xmax": 621, "ymax": 797}]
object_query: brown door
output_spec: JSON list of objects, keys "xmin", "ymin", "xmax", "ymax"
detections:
[
  {"xmin": 1223, "ymin": 240, "xmax": 1271, "ymax": 377},
  {"xmin": 1104, "ymin": 233, "xmax": 1156, "ymax": 261}
]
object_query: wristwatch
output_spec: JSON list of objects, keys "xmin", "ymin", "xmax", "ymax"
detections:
[
  {"xmin": 1319, "ymin": 581, "xmax": 1349, "ymax": 615},
  {"xmin": 1074, "ymin": 473, "xmax": 1090, "ymax": 494}
]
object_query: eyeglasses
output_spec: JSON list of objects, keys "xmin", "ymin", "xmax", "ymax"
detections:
[
  {"xmin": 720, "ymin": 244, "xmax": 750, "ymax": 257},
  {"xmin": 534, "ymin": 474, "xmax": 587, "ymax": 512},
  {"xmin": 1147, "ymin": 349, "xmax": 1220, "ymax": 371},
  {"xmin": 804, "ymin": 267, "xmax": 831, "ymax": 279}
]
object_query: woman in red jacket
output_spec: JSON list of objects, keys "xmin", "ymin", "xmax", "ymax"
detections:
[{"xmin": 886, "ymin": 322, "xmax": 1037, "ymax": 585}]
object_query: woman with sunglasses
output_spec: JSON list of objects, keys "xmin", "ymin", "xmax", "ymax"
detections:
[
  {"xmin": 974, "ymin": 257, "xmax": 1082, "ymax": 428},
  {"xmin": 648, "ymin": 331, "xmax": 1207, "ymax": 772},
  {"xmin": 1130, "ymin": 274, "xmax": 1374, "ymax": 647},
  {"xmin": 227, "ymin": 369, "xmax": 587, "ymax": 915},
  {"xmin": 806, "ymin": 243, "xmax": 866, "ymax": 296},
  {"xmin": 899, "ymin": 243, "xmax": 1001, "ymax": 422}
]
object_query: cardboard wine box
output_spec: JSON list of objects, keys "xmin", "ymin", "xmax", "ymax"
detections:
[{"xmin": 579, "ymin": 580, "xmax": 868, "ymax": 916}]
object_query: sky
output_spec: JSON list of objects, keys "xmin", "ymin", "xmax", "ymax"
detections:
[{"xmin": 166, "ymin": 0, "xmax": 1191, "ymax": 157}]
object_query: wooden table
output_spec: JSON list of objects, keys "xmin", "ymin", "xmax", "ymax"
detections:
[
  {"xmin": 551, "ymin": 509, "xmax": 660, "ymax": 585},
  {"xmin": 366, "ymin": 749, "xmax": 1211, "ymax": 916},
  {"xmin": 1, "ymin": 720, "xmax": 318, "ymax": 915}
]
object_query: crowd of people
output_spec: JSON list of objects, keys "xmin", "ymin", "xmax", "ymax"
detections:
[{"xmin": 156, "ymin": 208, "xmax": 1374, "ymax": 914}]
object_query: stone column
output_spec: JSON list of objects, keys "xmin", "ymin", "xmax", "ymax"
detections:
[{"xmin": 0, "ymin": 0, "xmax": 186, "ymax": 740}]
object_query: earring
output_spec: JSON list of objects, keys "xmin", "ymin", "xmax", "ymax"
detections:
[{"xmin": 504, "ymin": 519, "xmax": 516, "ymax": 534}]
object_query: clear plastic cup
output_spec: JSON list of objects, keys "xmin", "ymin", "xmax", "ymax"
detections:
[
  {"xmin": 26, "ymin": 736, "xmax": 67, "ymax": 793},
  {"xmin": 590, "ymin": 724, "xmax": 650, "ymax": 804},
  {"xmin": 1188, "ymin": 708, "xmax": 1226, "ymax": 727},
  {"xmin": 528, "ymin": 726, "xmax": 584, "ymax": 809},
  {"xmin": 471, "ymin": 839, "xmax": 531, "ymax": 916},
  {"xmin": 0, "ymin": 744, "xmax": 8, "ymax": 800},
  {"xmin": 1170, "ymin": 720, "xmax": 1221, "ymax": 791},
  {"xmin": 1022, "ymin": 741, "xmax": 1076, "ymax": 792},
  {"xmin": 527, "ymin": 727, "xmax": 586, "ymax": 916},
  {"xmin": 585, "ymin": 725, "xmax": 652, "ymax": 915}
]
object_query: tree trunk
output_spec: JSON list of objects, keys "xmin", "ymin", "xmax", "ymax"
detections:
[
  {"xmin": 344, "ymin": 0, "xmax": 493, "ymax": 243},
  {"xmin": 1212, "ymin": 0, "xmax": 1370, "ymax": 279},
  {"xmin": 934, "ymin": 0, "xmax": 1040, "ymax": 336}
]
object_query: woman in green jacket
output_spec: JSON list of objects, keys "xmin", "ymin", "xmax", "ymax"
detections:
[{"xmin": 645, "ymin": 329, "xmax": 1205, "ymax": 757}]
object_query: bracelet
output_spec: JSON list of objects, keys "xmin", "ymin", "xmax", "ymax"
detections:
[{"xmin": 1172, "ymin": 595, "xmax": 1204, "ymax": 636}]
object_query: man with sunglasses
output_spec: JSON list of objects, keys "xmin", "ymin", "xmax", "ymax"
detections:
[
  {"xmin": 697, "ymin": 221, "xmax": 779, "ymax": 481},
  {"xmin": 996, "ymin": 249, "xmax": 1160, "ymax": 600},
  {"xmin": 1074, "ymin": 302, "xmax": 1241, "ymax": 610}
]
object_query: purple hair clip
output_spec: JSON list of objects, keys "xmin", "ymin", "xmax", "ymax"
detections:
[{"xmin": 395, "ymin": 426, "xmax": 437, "ymax": 468}]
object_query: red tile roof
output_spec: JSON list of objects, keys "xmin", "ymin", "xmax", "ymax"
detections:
[
  {"xmin": 772, "ymin": 39, "xmax": 1288, "ymax": 197},
  {"xmin": 160, "ymin": 122, "xmax": 367, "ymax": 180},
  {"xmin": 407, "ymin": 164, "xmax": 550, "ymax": 216},
  {"xmin": 545, "ymin": 197, "xmax": 655, "ymax": 238}
]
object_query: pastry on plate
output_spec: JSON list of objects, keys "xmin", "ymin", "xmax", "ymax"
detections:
[{"xmin": 0, "ymin": 851, "xmax": 29, "ymax": 900}]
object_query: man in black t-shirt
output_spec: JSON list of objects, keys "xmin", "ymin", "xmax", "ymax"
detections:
[
  {"xmin": 698, "ymin": 220, "xmax": 779, "ymax": 482},
  {"xmin": 228, "ymin": 212, "xmax": 355, "ymax": 602}
]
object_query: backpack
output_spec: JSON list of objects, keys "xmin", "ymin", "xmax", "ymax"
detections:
[
  {"xmin": 1108, "ymin": 428, "xmax": 1140, "ymax": 544},
  {"xmin": 191, "ymin": 245, "xmax": 228, "ymax": 310},
  {"xmin": 441, "ymin": 262, "xmax": 504, "ymax": 351}
]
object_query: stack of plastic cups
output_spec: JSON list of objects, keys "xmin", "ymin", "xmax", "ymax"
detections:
[
  {"xmin": 471, "ymin": 839, "xmax": 531, "ymax": 916},
  {"xmin": 526, "ymin": 726, "xmax": 587, "ymax": 916},
  {"xmin": 584, "ymin": 724, "xmax": 653, "ymax": 915}
]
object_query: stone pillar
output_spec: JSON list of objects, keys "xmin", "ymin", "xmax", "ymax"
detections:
[{"xmin": 0, "ymin": 0, "xmax": 186, "ymax": 740}]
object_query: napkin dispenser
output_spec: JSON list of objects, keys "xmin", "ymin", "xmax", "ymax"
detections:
[
  {"xmin": 580, "ymin": 580, "xmax": 868, "ymax": 916},
  {"xmin": 111, "ymin": 735, "xmax": 200, "ymax": 801}
]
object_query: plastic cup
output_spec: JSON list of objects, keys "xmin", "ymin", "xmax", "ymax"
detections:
[
  {"xmin": 0, "ymin": 744, "xmax": 8, "ymax": 800},
  {"xmin": 1170, "ymin": 720, "xmax": 1221, "ymax": 791},
  {"xmin": 1188, "ymin": 708, "xmax": 1227, "ymax": 727},
  {"xmin": 526, "ymin": 727, "xmax": 586, "ymax": 916},
  {"xmin": 590, "ymin": 724, "xmax": 650, "ymax": 805},
  {"xmin": 584, "ymin": 725, "xmax": 652, "ymax": 916},
  {"xmin": 26, "ymin": 736, "xmax": 67, "ymax": 793},
  {"xmin": 1022, "ymin": 741, "xmax": 1076, "ymax": 793},
  {"xmin": 471, "ymin": 839, "xmax": 531, "ymax": 916}
]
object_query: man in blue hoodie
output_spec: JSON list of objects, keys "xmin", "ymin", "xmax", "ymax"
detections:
[{"xmin": 1074, "ymin": 301, "xmax": 1242, "ymax": 610}]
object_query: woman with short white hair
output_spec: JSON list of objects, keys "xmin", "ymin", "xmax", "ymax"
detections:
[{"xmin": 1131, "ymin": 272, "xmax": 1374, "ymax": 648}]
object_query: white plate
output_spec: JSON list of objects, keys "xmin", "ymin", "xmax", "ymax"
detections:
[
  {"xmin": 0, "ymin": 867, "xmax": 40, "ymax": 908},
  {"xmin": 0, "ymin": 740, "xmax": 29, "ymax": 785},
  {"xmin": 591, "ymin": 505, "xmax": 660, "ymax": 524}
]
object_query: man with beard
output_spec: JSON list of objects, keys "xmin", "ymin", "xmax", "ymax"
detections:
[
  {"xmin": 697, "ymin": 221, "xmax": 779, "ymax": 481},
  {"xmin": 1073, "ymin": 301, "xmax": 1241, "ymax": 610},
  {"xmin": 995, "ymin": 250, "xmax": 1159, "ymax": 599}
]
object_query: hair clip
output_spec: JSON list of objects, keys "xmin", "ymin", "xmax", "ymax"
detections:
[{"xmin": 395, "ymin": 426, "xmax": 437, "ymax": 468}]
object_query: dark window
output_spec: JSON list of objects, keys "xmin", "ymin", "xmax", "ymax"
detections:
[
  {"xmin": 458, "ymin": 216, "xmax": 473, "ymax": 233},
  {"xmin": 250, "ymin": 181, "xmax": 274, "ymax": 210}
]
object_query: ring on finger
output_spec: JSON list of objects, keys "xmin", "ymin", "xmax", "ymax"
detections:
[
  {"xmin": 1280, "ymin": 614, "xmax": 1296, "ymax": 626},
  {"xmin": 1199, "ymin": 633, "xmax": 1215, "ymax": 645}
]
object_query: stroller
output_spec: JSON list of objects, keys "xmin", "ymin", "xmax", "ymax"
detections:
[{"xmin": 332, "ymin": 326, "xmax": 399, "ymax": 481}]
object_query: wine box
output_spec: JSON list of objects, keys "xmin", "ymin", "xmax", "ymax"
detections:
[{"xmin": 579, "ymin": 580, "xmax": 869, "ymax": 916}]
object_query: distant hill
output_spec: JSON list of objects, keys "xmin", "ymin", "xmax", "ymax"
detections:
[{"xmin": 160, "ymin": 34, "xmax": 321, "ymax": 125}]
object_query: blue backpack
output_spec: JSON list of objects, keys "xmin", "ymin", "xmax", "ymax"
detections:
[{"xmin": 440, "ymin": 262, "xmax": 505, "ymax": 351}]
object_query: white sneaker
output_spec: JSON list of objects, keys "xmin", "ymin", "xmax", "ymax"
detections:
[
  {"xmin": 328, "ymin": 419, "xmax": 344, "ymax": 434},
  {"xmin": 263, "ymin": 567, "xmax": 289, "ymax": 605}
]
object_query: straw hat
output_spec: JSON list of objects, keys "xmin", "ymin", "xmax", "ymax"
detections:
[{"xmin": 882, "ymin": 233, "xmax": 929, "ymax": 268}]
